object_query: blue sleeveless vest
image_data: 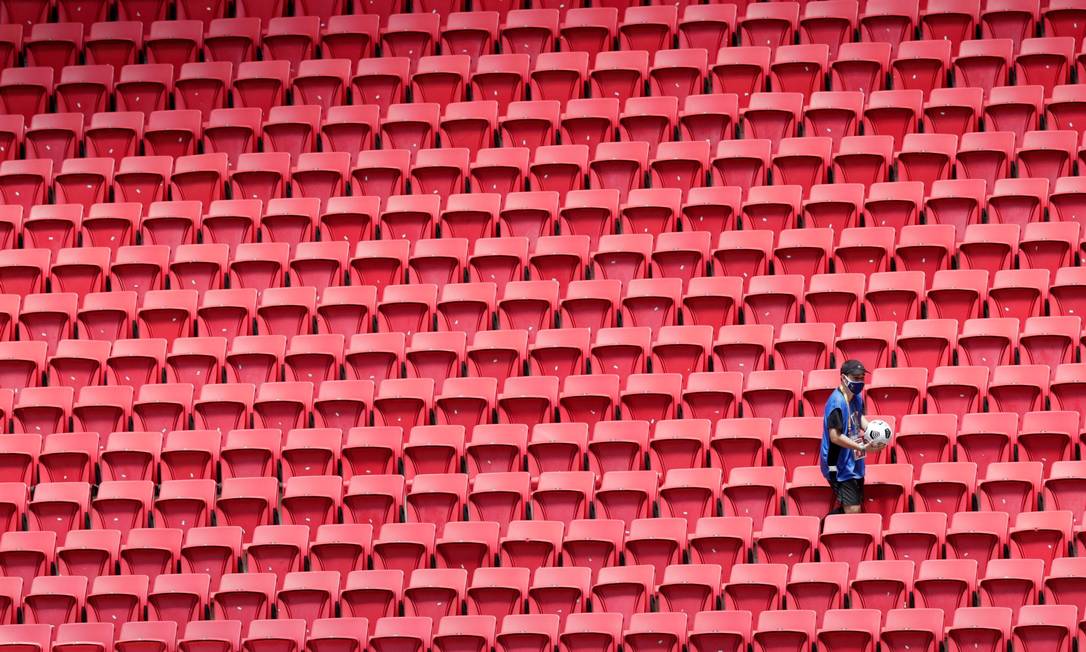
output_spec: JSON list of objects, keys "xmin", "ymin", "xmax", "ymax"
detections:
[{"xmin": 820, "ymin": 388, "xmax": 865, "ymax": 482}]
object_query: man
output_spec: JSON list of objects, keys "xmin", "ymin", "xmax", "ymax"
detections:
[{"xmin": 820, "ymin": 359, "xmax": 884, "ymax": 515}]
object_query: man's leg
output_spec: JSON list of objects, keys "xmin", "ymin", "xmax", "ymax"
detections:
[
  {"xmin": 827, "ymin": 477, "xmax": 847, "ymax": 516},
  {"xmin": 836, "ymin": 479, "xmax": 864, "ymax": 515}
]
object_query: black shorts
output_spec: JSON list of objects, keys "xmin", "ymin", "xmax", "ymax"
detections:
[{"xmin": 830, "ymin": 477, "xmax": 865, "ymax": 507}]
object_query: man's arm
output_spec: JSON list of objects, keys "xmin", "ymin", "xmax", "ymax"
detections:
[
  {"xmin": 827, "ymin": 407, "xmax": 865, "ymax": 451},
  {"xmin": 829, "ymin": 427, "xmax": 866, "ymax": 451},
  {"xmin": 859, "ymin": 415, "xmax": 870, "ymax": 430}
]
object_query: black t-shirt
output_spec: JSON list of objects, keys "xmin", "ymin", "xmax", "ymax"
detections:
[
  {"xmin": 826, "ymin": 407, "xmax": 845, "ymax": 433},
  {"xmin": 825, "ymin": 406, "xmax": 846, "ymax": 470}
]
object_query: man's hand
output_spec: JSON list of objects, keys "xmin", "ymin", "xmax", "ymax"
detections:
[{"xmin": 830, "ymin": 427, "xmax": 867, "ymax": 452}]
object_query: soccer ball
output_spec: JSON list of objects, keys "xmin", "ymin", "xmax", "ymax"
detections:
[{"xmin": 863, "ymin": 420, "xmax": 893, "ymax": 447}]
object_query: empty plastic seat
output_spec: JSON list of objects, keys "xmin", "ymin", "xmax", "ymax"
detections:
[
  {"xmin": 530, "ymin": 52, "xmax": 588, "ymax": 110},
  {"xmin": 52, "ymin": 625, "xmax": 116, "ymax": 652},
  {"xmin": 755, "ymin": 515, "xmax": 819, "ymax": 572},
  {"xmin": 587, "ymin": 564, "xmax": 653, "ymax": 630},
  {"xmin": 985, "ymin": 85, "xmax": 1044, "ymax": 142},
  {"xmin": 1041, "ymin": 557, "xmax": 1086, "ymax": 625},
  {"xmin": 687, "ymin": 611, "xmax": 752, "ymax": 652},
  {"xmin": 464, "ymin": 472, "xmax": 527, "ymax": 532},
  {"xmin": 723, "ymin": 465, "xmax": 786, "ymax": 534},
  {"xmin": 818, "ymin": 514, "xmax": 884, "ymax": 581},
  {"xmin": 771, "ymin": 44, "xmax": 829, "ymax": 102},
  {"xmin": 739, "ymin": 1, "xmax": 799, "ymax": 51},
  {"xmin": 440, "ymin": 12, "xmax": 497, "ymax": 63},
  {"xmin": 945, "ymin": 607, "xmax": 1013, "ymax": 652},
  {"xmin": 622, "ymin": 612, "xmax": 686, "ymax": 652},
  {"xmin": 1012, "ymin": 604, "xmax": 1078, "ymax": 652},
  {"xmin": 884, "ymin": 511, "xmax": 947, "ymax": 563},
  {"xmin": 743, "ymin": 275, "xmax": 805, "ymax": 333},
  {"xmin": 0, "ymin": 64, "xmax": 51, "ymax": 120},
  {"xmin": 467, "ymin": 54, "xmax": 528, "ymax": 117},
  {"xmin": 24, "ymin": 575, "xmax": 87, "ymax": 626},
  {"xmin": 493, "ymin": 281, "xmax": 557, "ymax": 341},
  {"xmin": 529, "ymin": 471, "xmax": 592, "ymax": 526},
  {"xmin": 739, "ymin": 93, "xmax": 803, "ymax": 151},
  {"xmin": 828, "ymin": 41, "xmax": 890, "ymax": 95},
  {"xmin": 292, "ymin": 59, "xmax": 351, "ymax": 113},
  {"xmin": 471, "ymin": 149, "xmax": 528, "ymax": 199},
  {"xmin": 350, "ymin": 58, "xmax": 409, "ymax": 119},
  {"xmin": 711, "ymin": 47, "xmax": 769, "ymax": 109},
  {"xmin": 1045, "ymin": 84, "xmax": 1086, "ymax": 137},
  {"xmin": 560, "ymin": 612, "xmax": 621, "ymax": 652},
  {"xmin": 500, "ymin": 520, "xmax": 563, "ymax": 574},
  {"xmin": 556, "ymin": 6, "xmax": 614, "ymax": 54},
  {"xmin": 978, "ymin": 547, "xmax": 1042, "ymax": 611},
  {"xmin": 784, "ymin": 562, "xmax": 848, "ymax": 628}
]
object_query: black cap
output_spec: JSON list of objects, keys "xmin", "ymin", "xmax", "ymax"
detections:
[{"xmin": 840, "ymin": 359, "xmax": 868, "ymax": 377}]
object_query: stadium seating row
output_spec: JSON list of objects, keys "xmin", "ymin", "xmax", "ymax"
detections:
[
  {"xmin": 4, "ymin": 0, "xmax": 1080, "ymax": 59},
  {"xmin": 0, "ymin": 312, "xmax": 1082, "ymax": 377},
  {"xmin": 2, "ymin": 607, "xmax": 1077, "ymax": 652},
  {"xmin": 4, "ymin": 181, "xmax": 1086, "ymax": 261},
  {"xmin": 0, "ymin": 350, "xmax": 1083, "ymax": 425},
  {"xmin": 1, "ymin": 411, "xmax": 1085, "ymax": 479},
  {"xmin": 2, "ymin": 264, "xmax": 1086, "ymax": 340},
  {"xmin": 0, "ymin": 452, "xmax": 1074, "ymax": 528},
  {"xmin": 0, "ymin": 486, "xmax": 1082, "ymax": 572},
  {"xmin": 4, "ymin": 37, "xmax": 1086, "ymax": 115},
  {"xmin": 4, "ymin": 132, "xmax": 1086, "ymax": 214}
]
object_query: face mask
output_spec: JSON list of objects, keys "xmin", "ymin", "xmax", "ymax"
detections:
[{"xmin": 844, "ymin": 377, "xmax": 864, "ymax": 395}]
